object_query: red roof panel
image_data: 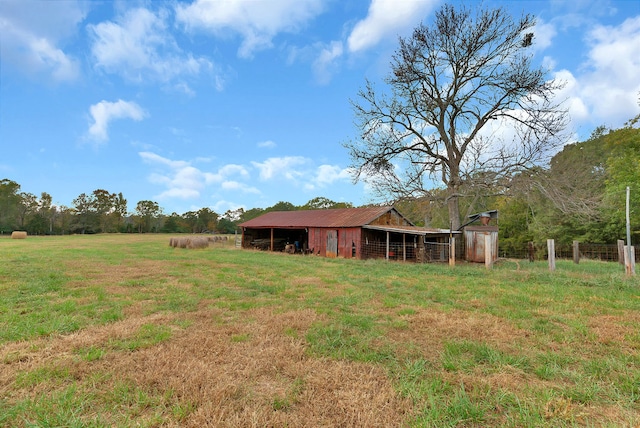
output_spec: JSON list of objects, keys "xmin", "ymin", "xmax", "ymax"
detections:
[{"xmin": 239, "ymin": 206, "xmax": 399, "ymax": 228}]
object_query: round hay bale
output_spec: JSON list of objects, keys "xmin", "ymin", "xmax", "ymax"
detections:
[{"xmin": 11, "ymin": 231, "xmax": 27, "ymax": 239}]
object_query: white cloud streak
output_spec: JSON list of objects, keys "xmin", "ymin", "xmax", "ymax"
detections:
[
  {"xmin": 175, "ymin": 0, "xmax": 325, "ymax": 58},
  {"xmin": 87, "ymin": 100, "xmax": 147, "ymax": 142},
  {"xmin": 0, "ymin": 0, "xmax": 85, "ymax": 82},
  {"xmin": 347, "ymin": 0, "xmax": 437, "ymax": 53},
  {"xmin": 88, "ymin": 7, "xmax": 215, "ymax": 86}
]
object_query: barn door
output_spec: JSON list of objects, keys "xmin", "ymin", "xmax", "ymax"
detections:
[{"xmin": 326, "ymin": 230, "xmax": 338, "ymax": 258}]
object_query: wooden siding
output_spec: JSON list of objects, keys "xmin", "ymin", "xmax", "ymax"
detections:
[
  {"xmin": 464, "ymin": 226, "xmax": 498, "ymax": 263},
  {"xmin": 308, "ymin": 227, "xmax": 361, "ymax": 258}
]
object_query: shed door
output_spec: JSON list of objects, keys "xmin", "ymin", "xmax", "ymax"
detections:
[{"xmin": 326, "ymin": 230, "xmax": 338, "ymax": 258}]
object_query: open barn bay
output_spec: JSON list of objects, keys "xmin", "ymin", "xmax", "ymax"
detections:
[{"xmin": 1, "ymin": 234, "xmax": 639, "ymax": 427}]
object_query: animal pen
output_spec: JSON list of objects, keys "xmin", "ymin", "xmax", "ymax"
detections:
[{"xmin": 239, "ymin": 206, "xmax": 459, "ymax": 263}]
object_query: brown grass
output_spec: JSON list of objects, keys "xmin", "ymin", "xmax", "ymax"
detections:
[{"xmin": 1, "ymin": 308, "xmax": 410, "ymax": 427}]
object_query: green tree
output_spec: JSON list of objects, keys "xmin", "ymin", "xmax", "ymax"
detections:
[
  {"xmin": 17, "ymin": 192, "xmax": 37, "ymax": 229},
  {"xmin": 601, "ymin": 118, "xmax": 640, "ymax": 241},
  {"xmin": 72, "ymin": 193, "xmax": 98, "ymax": 234},
  {"xmin": 0, "ymin": 179, "xmax": 21, "ymax": 233},
  {"xmin": 113, "ymin": 192, "xmax": 128, "ymax": 232},
  {"xmin": 92, "ymin": 189, "xmax": 116, "ymax": 233},
  {"xmin": 135, "ymin": 200, "xmax": 162, "ymax": 233},
  {"xmin": 300, "ymin": 197, "xmax": 353, "ymax": 210},
  {"xmin": 345, "ymin": 3, "xmax": 568, "ymax": 230}
]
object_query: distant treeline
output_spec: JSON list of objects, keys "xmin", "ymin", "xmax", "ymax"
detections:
[{"xmin": 1, "ymin": 120, "xmax": 639, "ymax": 248}]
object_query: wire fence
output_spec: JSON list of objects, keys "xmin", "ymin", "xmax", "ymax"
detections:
[
  {"xmin": 498, "ymin": 242, "xmax": 639, "ymax": 263},
  {"xmin": 360, "ymin": 241, "xmax": 451, "ymax": 263},
  {"xmin": 361, "ymin": 240, "xmax": 638, "ymax": 264}
]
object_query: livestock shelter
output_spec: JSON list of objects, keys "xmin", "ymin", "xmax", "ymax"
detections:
[{"xmin": 239, "ymin": 206, "xmax": 459, "ymax": 263}]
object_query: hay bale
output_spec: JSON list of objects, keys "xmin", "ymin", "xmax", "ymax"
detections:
[
  {"xmin": 187, "ymin": 237, "xmax": 210, "ymax": 249},
  {"xmin": 11, "ymin": 231, "xmax": 27, "ymax": 239},
  {"xmin": 169, "ymin": 236, "xmax": 210, "ymax": 249}
]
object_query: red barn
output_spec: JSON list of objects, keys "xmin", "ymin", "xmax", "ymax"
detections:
[{"xmin": 239, "ymin": 206, "xmax": 458, "ymax": 262}]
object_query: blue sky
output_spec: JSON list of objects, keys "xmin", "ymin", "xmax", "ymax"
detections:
[{"xmin": 1, "ymin": 0, "xmax": 639, "ymax": 216}]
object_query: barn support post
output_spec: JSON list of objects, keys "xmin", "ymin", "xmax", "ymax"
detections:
[
  {"xmin": 449, "ymin": 236, "xmax": 455, "ymax": 266},
  {"xmin": 485, "ymin": 234, "xmax": 493, "ymax": 269},
  {"xmin": 386, "ymin": 231, "xmax": 390, "ymax": 261},
  {"xmin": 547, "ymin": 239, "xmax": 556, "ymax": 271},
  {"xmin": 618, "ymin": 240, "xmax": 625, "ymax": 265},
  {"xmin": 403, "ymin": 234, "xmax": 406, "ymax": 261},
  {"xmin": 270, "ymin": 228, "xmax": 274, "ymax": 252},
  {"xmin": 573, "ymin": 241, "xmax": 580, "ymax": 264}
]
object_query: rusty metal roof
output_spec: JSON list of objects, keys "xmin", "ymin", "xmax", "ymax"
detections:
[
  {"xmin": 239, "ymin": 206, "xmax": 403, "ymax": 228},
  {"xmin": 363, "ymin": 224, "xmax": 460, "ymax": 235}
]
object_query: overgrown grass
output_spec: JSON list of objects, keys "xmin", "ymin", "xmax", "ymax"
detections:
[{"xmin": 0, "ymin": 234, "xmax": 639, "ymax": 426}]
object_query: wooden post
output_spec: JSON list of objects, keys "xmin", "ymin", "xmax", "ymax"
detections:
[
  {"xmin": 547, "ymin": 239, "xmax": 556, "ymax": 271},
  {"xmin": 625, "ymin": 245, "xmax": 636, "ymax": 276},
  {"xmin": 528, "ymin": 242, "xmax": 535, "ymax": 263},
  {"xmin": 403, "ymin": 234, "xmax": 406, "ymax": 261},
  {"xmin": 270, "ymin": 228, "xmax": 274, "ymax": 252},
  {"xmin": 618, "ymin": 239, "xmax": 625, "ymax": 265},
  {"xmin": 572, "ymin": 241, "xmax": 580, "ymax": 264},
  {"xmin": 386, "ymin": 231, "xmax": 390, "ymax": 261},
  {"xmin": 485, "ymin": 234, "xmax": 493, "ymax": 269},
  {"xmin": 449, "ymin": 236, "xmax": 455, "ymax": 266}
]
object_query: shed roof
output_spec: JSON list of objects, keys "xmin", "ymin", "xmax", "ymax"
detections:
[
  {"xmin": 363, "ymin": 224, "xmax": 460, "ymax": 236},
  {"xmin": 239, "ymin": 206, "xmax": 408, "ymax": 229}
]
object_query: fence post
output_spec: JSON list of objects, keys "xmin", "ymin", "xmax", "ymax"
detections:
[
  {"xmin": 547, "ymin": 239, "xmax": 556, "ymax": 271},
  {"xmin": 573, "ymin": 241, "xmax": 580, "ymax": 264},
  {"xmin": 624, "ymin": 245, "xmax": 636, "ymax": 276},
  {"xmin": 449, "ymin": 237, "xmax": 455, "ymax": 266},
  {"xmin": 618, "ymin": 240, "xmax": 625, "ymax": 265},
  {"xmin": 528, "ymin": 242, "xmax": 535, "ymax": 263},
  {"xmin": 485, "ymin": 234, "xmax": 493, "ymax": 269}
]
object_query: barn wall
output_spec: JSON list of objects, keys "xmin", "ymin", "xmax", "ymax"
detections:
[
  {"xmin": 368, "ymin": 210, "xmax": 412, "ymax": 227},
  {"xmin": 308, "ymin": 227, "xmax": 362, "ymax": 258},
  {"xmin": 464, "ymin": 226, "xmax": 498, "ymax": 263}
]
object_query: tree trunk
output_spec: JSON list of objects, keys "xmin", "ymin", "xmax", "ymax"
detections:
[{"xmin": 447, "ymin": 192, "xmax": 461, "ymax": 231}]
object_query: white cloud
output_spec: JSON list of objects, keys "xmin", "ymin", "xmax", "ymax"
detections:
[
  {"xmin": 251, "ymin": 156, "xmax": 309, "ymax": 180},
  {"xmin": 175, "ymin": 0, "xmax": 325, "ymax": 58},
  {"xmin": 313, "ymin": 41, "xmax": 344, "ymax": 84},
  {"xmin": 314, "ymin": 164, "xmax": 352, "ymax": 186},
  {"xmin": 87, "ymin": 99, "xmax": 147, "ymax": 142},
  {"xmin": 546, "ymin": 16, "xmax": 640, "ymax": 134},
  {"xmin": 347, "ymin": 0, "xmax": 437, "ymax": 53},
  {"xmin": 257, "ymin": 140, "xmax": 277, "ymax": 149},
  {"xmin": 140, "ymin": 152, "xmax": 255, "ymax": 201},
  {"xmin": 220, "ymin": 181, "xmax": 260, "ymax": 194},
  {"xmin": 530, "ymin": 19, "xmax": 557, "ymax": 52},
  {"xmin": 88, "ymin": 7, "xmax": 215, "ymax": 86},
  {"xmin": 0, "ymin": 0, "xmax": 84, "ymax": 82}
]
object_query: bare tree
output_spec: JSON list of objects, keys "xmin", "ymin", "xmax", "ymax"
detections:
[{"xmin": 345, "ymin": 3, "xmax": 568, "ymax": 229}]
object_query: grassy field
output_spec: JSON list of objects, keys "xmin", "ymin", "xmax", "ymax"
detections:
[{"xmin": 0, "ymin": 234, "xmax": 639, "ymax": 427}]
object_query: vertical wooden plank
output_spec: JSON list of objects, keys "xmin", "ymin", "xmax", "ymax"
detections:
[
  {"xmin": 547, "ymin": 239, "xmax": 556, "ymax": 271},
  {"xmin": 402, "ymin": 234, "xmax": 406, "ymax": 261},
  {"xmin": 625, "ymin": 245, "xmax": 636, "ymax": 276},
  {"xmin": 386, "ymin": 231, "xmax": 390, "ymax": 261},
  {"xmin": 485, "ymin": 234, "xmax": 493, "ymax": 269},
  {"xmin": 449, "ymin": 237, "xmax": 455, "ymax": 266},
  {"xmin": 618, "ymin": 239, "xmax": 625, "ymax": 265},
  {"xmin": 270, "ymin": 228, "xmax": 274, "ymax": 252},
  {"xmin": 573, "ymin": 241, "xmax": 580, "ymax": 264}
]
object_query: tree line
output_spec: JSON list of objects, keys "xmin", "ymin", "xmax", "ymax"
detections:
[
  {"xmin": 0, "ymin": 119, "xmax": 638, "ymax": 249},
  {"xmin": 0, "ymin": 183, "xmax": 353, "ymax": 236}
]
